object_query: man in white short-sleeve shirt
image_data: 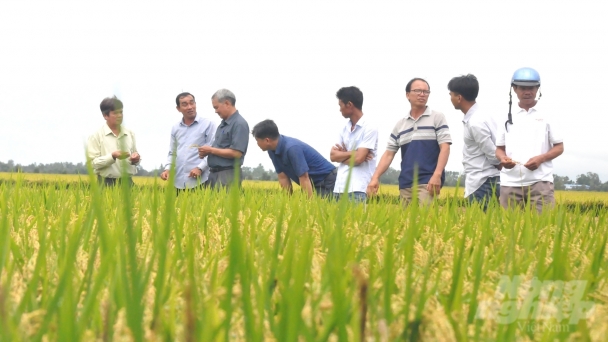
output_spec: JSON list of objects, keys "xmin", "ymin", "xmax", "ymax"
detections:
[
  {"xmin": 330, "ymin": 86, "xmax": 378, "ymax": 203},
  {"xmin": 496, "ymin": 67, "xmax": 564, "ymax": 212}
]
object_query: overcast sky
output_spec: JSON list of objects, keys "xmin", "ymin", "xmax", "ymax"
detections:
[{"xmin": 1, "ymin": 1, "xmax": 606, "ymax": 182}]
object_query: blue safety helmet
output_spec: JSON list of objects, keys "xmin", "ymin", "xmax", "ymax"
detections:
[
  {"xmin": 511, "ymin": 67, "xmax": 541, "ymax": 86},
  {"xmin": 505, "ymin": 67, "xmax": 542, "ymax": 130}
]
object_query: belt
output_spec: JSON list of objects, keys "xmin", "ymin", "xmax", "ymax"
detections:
[
  {"xmin": 97, "ymin": 175, "xmax": 132, "ymax": 180},
  {"xmin": 209, "ymin": 166, "xmax": 236, "ymax": 173}
]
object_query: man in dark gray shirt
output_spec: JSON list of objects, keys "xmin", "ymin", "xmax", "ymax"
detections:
[{"xmin": 198, "ymin": 89, "xmax": 249, "ymax": 188}]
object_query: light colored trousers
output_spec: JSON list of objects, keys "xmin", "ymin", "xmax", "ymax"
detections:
[
  {"xmin": 499, "ymin": 181, "xmax": 555, "ymax": 213},
  {"xmin": 399, "ymin": 184, "xmax": 436, "ymax": 206}
]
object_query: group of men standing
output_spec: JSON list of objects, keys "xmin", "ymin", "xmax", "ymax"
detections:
[
  {"xmin": 86, "ymin": 89, "xmax": 249, "ymax": 191},
  {"xmin": 86, "ymin": 67, "xmax": 563, "ymax": 212}
]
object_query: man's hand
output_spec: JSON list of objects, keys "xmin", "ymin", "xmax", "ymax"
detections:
[
  {"xmin": 112, "ymin": 150, "xmax": 130, "ymax": 160},
  {"xmin": 345, "ymin": 149, "xmax": 373, "ymax": 165},
  {"xmin": 129, "ymin": 152, "xmax": 140, "ymax": 164},
  {"xmin": 426, "ymin": 174, "xmax": 442, "ymax": 195},
  {"xmin": 160, "ymin": 170, "xmax": 169, "ymax": 181},
  {"xmin": 366, "ymin": 150, "xmax": 374, "ymax": 161},
  {"xmin": 198, "ymin": 145, "xmax": 214, "ymax": 158},
  {"xmin": 188, "ymin": 167, "xmax": 202, "ymax": 178},
  {"xmin": 524, "ymin": 155, "xmax": 545, "ymax": 171},
  {"xmin": 494, "ymin": 164, "xmax": 503, "ymax": 171},
  {"xmin": 500, "ymin": 156, "xmax": 517, "ymax": 169},
  {"xmin": 366, "ymin": 178, "xmax": 380, "ymax": 197},
  {"xmin": 332, "ymin": 143, "xmax": 347, "ymax": 152}
]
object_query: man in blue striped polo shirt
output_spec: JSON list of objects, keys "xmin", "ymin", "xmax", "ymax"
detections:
[{"xmin": 367, "ymin": 78, "xmax": 452, "ymax": 205}]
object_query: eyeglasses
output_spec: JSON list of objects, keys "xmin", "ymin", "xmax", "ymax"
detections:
[{"xmin": 410, "ymin": 89, "xmax": 431, "ymax": 95}]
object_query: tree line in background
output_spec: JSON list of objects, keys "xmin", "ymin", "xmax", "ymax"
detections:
[{"xmin": 1, "ymin": 160, "xmax": 607, "ymax": 191}]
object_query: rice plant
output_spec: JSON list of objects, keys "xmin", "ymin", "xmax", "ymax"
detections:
[{"xmin": 0, "ymin": 170, "xmax": 607, "ymax": 341}]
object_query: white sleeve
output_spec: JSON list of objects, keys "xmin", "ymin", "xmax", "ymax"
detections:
[{"xmin": 471, "ymin": 120, "xmax": 500, "ymax": 165}]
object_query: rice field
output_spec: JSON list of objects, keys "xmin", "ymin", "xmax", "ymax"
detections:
[
  {"xmin": 2, "ymin": 172, "xmax": 607, "ymax": 203},
  {"xmin": 1, "ymin": 171, "xmax": 608, "ymax": 341}
]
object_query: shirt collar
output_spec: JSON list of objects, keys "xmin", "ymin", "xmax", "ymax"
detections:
[
  {"xmin": 274, "ymin": 135, "xmax": 286, "ymax": 155},
  {"xmin": 180, "ymin": 114, "xmax": 201, "ymax": 126},
  {"xmin": 221, "ymin": 110, "xmax": 240, "ymax": 126},
  {"xmin": 462, "ymin": 103, "xmax": 479, "ymax": 124},
  {"xmin": 407, "ymin": 106, "xmax": 431, "ymax": 120},
  {"xmin": 348, "ymin": 115, "xmax": 367, "ymax": 129},
  {"xmin": 514, "ymin": 101, "xmax": 540, "ymax": 115},
  {"xmin": 103, "ymin": 124, "xmax": 127, "ymax": 137}
]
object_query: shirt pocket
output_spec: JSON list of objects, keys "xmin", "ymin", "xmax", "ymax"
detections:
[
  {"xmin": 216, "ymin": 129, "xmax": 232, "ymax": 148},
  {"xmin": 196, "ymin": 133, "xmax": 208, "ymax": 147}
]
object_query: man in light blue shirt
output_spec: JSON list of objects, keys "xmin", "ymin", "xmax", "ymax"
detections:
[{"xmin": 160, "ymin": 92, "xmax": 217, "ymax": 191}]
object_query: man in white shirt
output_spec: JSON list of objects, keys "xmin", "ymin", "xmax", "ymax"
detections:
[
  {"xmin": 160, "ymin": 92, "xmax": 217, "ymax": 193},
  {"xmin": 87, "ymin": 96, "xmax": 140, "ymax": 186},
  {"xmin": 330, "ymin": 86, "xmax": 377, "ymax": 203},
  {"xmin": 448, "ymin": 74, "xmax": 501, "ymax": 210},
  {"xmin": 496, "ymin": 67, "xmax": 564, "ymax": 212}
]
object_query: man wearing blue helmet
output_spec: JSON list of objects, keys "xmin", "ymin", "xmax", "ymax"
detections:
[{"xmin": 495, "ymin": 67, "xmax": 564, "ymax": 212}]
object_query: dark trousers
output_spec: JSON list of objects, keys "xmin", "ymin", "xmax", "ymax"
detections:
[
  {"xmin": 97, "ymin": 175, "xmax": 134, "ymax": 187},
  {"xmin": 467, "ymin": 176, "xmax": 500, "ymax": 211},
  {"xmin": 313, "ymin": 168, "xmax": 337, "ymax": 198},
  {"xmin": 208, "ymin": 168, "xmax": 242, "ymax": 189}
]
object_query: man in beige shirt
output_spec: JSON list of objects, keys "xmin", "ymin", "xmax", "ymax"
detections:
[{"xmin": 86, "ymin": 96, "xmax": 140, "ymax": 186}]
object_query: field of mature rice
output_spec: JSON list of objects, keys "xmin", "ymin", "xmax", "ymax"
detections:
[
  {"xmin": 2, "ymin": 172, "xmax": 607, "ymax": 203},
  {"xmin": 1, "ymin": 171, "xmax": 608, "ymax": 341}
]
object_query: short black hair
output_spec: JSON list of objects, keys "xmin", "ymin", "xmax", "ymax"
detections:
[
  {"xmin": 100, "ymin": 96, "xmax": 123, "ymax": 116},
  {"xmin": 252, "ymin": 119, "xmax": 280, "ymax": 140},
  {"xmin": 447, "ymin": 74, "xmax": 479, "ymax": 102},
  {"xmin": 176, "ymin": 92, "xmax": 195, "ymax": 106},
  {"xmin": 405, "ymin": 78, "xmax": 430, "ymax": 92},
  {"xmin": 336, "ymin": 86, "xmax": 363, "ymax": 110}
]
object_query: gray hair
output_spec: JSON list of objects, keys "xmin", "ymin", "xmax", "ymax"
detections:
[{"xmin": 211, "ymin": 89, "xmax": 236, "ymax": 106}]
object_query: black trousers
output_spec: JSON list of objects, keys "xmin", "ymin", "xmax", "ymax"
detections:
[
  {"xmin": 176, "ymin": 182, "xmax": 209, "ymax": 195},
  {"xmin": 313, "ymin": 168, "xmax": 337, "ymax": 198},
  {"xmin": 97, "ymin": 175, "xmax": 134, "ymax": 187}
]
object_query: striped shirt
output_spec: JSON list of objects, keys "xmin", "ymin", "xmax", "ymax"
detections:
[{"xmin": 386, "ymin": 107, "xmax": 452, "ymax": 189}]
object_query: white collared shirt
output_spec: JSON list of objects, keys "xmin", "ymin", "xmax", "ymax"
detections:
[
  {"xmin": 496, "ymin": 102, "xmax": 563, "ymax": 186},
  {"xmin": 333, "ymin": 115, "xmax": 378, "ymax": 193},
  {"xmin": 461, "ymin": 103, "xmax": 501, "ymax": 197},
  {"xmin": 87, "ymin": 124, "xmax": 138, "ymax": 178}
]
